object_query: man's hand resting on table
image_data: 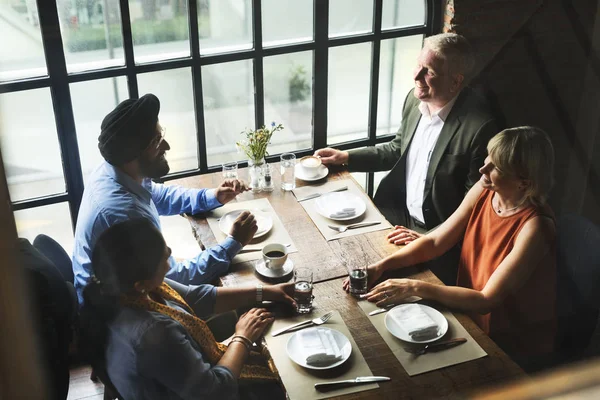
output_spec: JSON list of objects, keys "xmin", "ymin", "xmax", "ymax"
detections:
[
  {"xmin": 314, "ymin": 148, "xmax": 349, "ymax": 166},
  {"xmin": 215, "ymin": 179, "xmax": 250, "ymax": 204},
  {"xmin": 229, "ymin": 211, "xmax": 258, "ymax": 246}
]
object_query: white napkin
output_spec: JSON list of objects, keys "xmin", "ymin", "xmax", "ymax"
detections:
[
  {"xmin": 390, "ymin": 304, "xmax": 439, "ymax": 341},
  {"xmin": 329, "ymin": 207, "xmax": 356, "ymax": 219},
  {"xmin": 297, "ymin": 328, "xmax": 343, "ymax": 366}
]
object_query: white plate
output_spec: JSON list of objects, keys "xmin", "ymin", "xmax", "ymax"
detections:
[
  {"xmin": 384, "ymin": 304, "xmax": 448, "ymax": 344},
  {"xmin": 255, "ymin": 258, "xmax": 294, "ymax": 279},
  {"xmin": 286, "ymin": 327, "xmax": 352, "ymax": 370},
  {"xmin": 218, "ymin": 209, "xmax": 273, "ymax": 239},
  {"xmin": 314, "ymin": 192, "xmax": 367, "ymax": 221},
  {"xmin": 294, "ymin": 164, "xmax": 329, "ymax": 182}
]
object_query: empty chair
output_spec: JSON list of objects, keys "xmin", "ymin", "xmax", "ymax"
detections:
[
  {"xmin": 17, "ymin": 238, "xmax": 78, "ymax": 400},
  {"xmin": 555, "ymin": 214, "xmax": 600, "ymax": 363},
  {"xmin": 34, "ymin": 234, "xmax": 75, "ymax": 283}
]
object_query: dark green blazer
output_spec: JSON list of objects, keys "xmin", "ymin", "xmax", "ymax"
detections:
[{"xmin": 348, "ymin": 88, "xmax": 499, "ymax": 228}]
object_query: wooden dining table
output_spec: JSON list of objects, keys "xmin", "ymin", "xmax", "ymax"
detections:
[{"xmin": 169, "ymin": 163, "xmax": 526, "ymax": 399}]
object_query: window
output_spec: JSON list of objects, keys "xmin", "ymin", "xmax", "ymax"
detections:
[{"xmin": 0, "ymin": 0, "xmax": 437, "ymax": 251}]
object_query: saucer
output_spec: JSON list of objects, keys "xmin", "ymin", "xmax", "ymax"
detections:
[
  {"xmin": 255, "ymin": 258, "xmax": 294, "ymax": 279},
  {"xmin": 295, "ymin": 164, "xmax": 329, "ymax": 182}
]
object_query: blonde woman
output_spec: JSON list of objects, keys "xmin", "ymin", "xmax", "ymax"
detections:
[{"xmin": 346, "ymin": 127, "xmax": 556, "ymax": 361}]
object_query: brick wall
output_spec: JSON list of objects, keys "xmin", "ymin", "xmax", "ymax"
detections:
[{"xmin": 445, "ymin": 0, "xmax": 600, "ymax": 224}]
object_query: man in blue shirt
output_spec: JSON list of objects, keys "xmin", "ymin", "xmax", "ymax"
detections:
[{"xmin": 73, "ymin": 94, "xmax": 256, "ymax": 304}]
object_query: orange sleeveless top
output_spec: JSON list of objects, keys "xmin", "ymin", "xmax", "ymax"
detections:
[{"xmin": 457, "ymin": 189, "xmax": 557, "ymax": 356}]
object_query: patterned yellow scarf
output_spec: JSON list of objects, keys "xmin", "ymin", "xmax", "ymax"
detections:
[{"xmin": 121, "ymin": 282, "xmax": 277, "ymax": 382}]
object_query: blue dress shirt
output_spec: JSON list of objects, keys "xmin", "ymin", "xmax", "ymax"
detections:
[
  {"xmin": 73, "ymin": 162, "xmax": 241, "ymax": 304},
  {"xmin": 106, "ymin": 282, "xmax": 239, "ymax": 400}
]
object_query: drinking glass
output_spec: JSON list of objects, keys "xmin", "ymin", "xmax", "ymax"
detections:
[
  {"xmin": 348, "ymin": 263, "xmax": 368, "ymax": 297},
  {"xmin": 293, "ymin": 267, "xmax": 313, "ymax": 314},
  {"xmin": 222, "ymin": 162, "xmax": 238, "ymax": 179},
  {"xmin": 280, "ymin": 153, "xmax": 296, "ymax": 191}
]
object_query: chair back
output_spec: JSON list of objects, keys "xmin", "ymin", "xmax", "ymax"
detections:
[
  {"xmin": 17, "ymin": 238, "xmax": 77, "ymax": 399},
  {"xmin": 33, "ymin": 234, "xmax": 74, "ymax": 283},
  {"xmin": 555, "ymin": 214, "xmax": 600, "ymax": 359}
]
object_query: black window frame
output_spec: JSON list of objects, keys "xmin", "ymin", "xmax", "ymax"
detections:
[{"xmin": 1, "ymin": 0, "xmax": 440, "ymax": 231}]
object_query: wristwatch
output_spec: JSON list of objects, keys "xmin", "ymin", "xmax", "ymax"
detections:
[{"xmin": 256, "ymin": 284, "xmax": 263, "ymax": 303}]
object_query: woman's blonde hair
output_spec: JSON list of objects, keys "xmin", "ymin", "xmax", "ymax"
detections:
[{"xmin": 487, "ymin": 126, "xmax": 554, "ymax": 207}]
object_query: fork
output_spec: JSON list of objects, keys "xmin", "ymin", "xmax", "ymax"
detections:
[
  {"xmin": 271, "ymin": 311, "xmax": 334, "ymax": 337},
  {"xmin": 327, "ymin": 221, "xmax": 381, "ymax": 233},
  {"xmin": 403, "ymin": 338, "xmax": 467, "ymax": 356}
]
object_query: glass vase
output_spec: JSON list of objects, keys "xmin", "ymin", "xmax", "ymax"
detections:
[{"xmin": 248, "ymin": 157, "xmax": 265, "ymax": 193}]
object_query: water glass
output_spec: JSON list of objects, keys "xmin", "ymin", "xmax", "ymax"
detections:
[
  {"xmin": 222, "ymin": 162, "xmax": 238, "ymax": 179},
  {"xmin": 280, "ymin": 153, "xmax": 296, "ymax": 191},
  {"xmin": 348, "ymin": 264, "xmax": 368, "ymax": 297},
  {"xmin": 293, "ymin": 267, "xmax": 313, "ymax": 314}
]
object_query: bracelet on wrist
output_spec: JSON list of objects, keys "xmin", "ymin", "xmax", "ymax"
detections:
[
  {"xmin": 229, "ymin": 338, "xmax": 250, "ymax": 351},
  {"xmin": 232, "ymin": 334, "xmax": 253, "ymax": 348}
]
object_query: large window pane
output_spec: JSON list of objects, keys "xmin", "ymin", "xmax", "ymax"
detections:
[
  {"xmin": 329, "ymin": 0, "xmax": 373, "ymax": 38},
  {"xmin": 262, "ymin": 0, "xmax": 313, "ymax": 47},
  {"xmin": 56, "ymin": 0, "xmax": 125, "ymax": 73},
  {"xmin": 377, "ymin": 35, "xmax": 423, "ymax": 136},
  {"xmin": 203, "ymin": 60, "xmax": 255, "ymax": 166},
  {"xmin": 138, "ymin": 68, "xmax": 198, "ymax": 173},
  {"xmin": 0, "ymin": 89, "xmax": 65, "ymax": 202},
  {"xmin": 130, "ymin": 0, "xmax": 190, "ymax": 63},
  {"xmin": 14, "ymin": 203, "xmax": 74, "ymax": 255},
  {"xmin": 328, "ymin": 43, "xmax": 372, "ymax": 145},
  {"xmin": 0, "ymin": 0, "xmax": 47, "ymax": 81},
  {"xmin": 382, "ymin": 0, "xmax": 426, "ymax": 30},
  {"xmin": 264, "ymin": 51, "xmax": 313, "ymax": 154},
  {"xmin": 199, "ymin": 0, "xmax": 252, "ymax": 55},
  {"xmin": 71, "ymin": 77, "xmax": 129, "ymax": 181}
]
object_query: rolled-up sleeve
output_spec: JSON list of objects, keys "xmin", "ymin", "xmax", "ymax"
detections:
[
  {"xmin": 151, "ymin": 182, "xmax": 222, "ymax": 216},
  {"xmin": 166, "ymin": 236, "xmax": 242, "ymax": 285},
  {"xmin": 137, "ymin": 318, "xmax": 238, "ymax": 400}
]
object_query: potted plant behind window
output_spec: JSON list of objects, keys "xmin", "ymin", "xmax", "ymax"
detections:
[
  {"xmin": 236, "ymin": 122, "xmax": 284, "ymax": 192},
  {"xmin": 288, "ymin": 65, "xmax": 311, "ymax": 135}
]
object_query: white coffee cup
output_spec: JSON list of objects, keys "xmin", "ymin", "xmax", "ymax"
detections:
[
  {"xmin": 262, "ymin": 243, "xmax": 288, "ymax": 270},
  {"xmin": 299, "ymin": 156, "xmax": 322, "ymax": 178}
]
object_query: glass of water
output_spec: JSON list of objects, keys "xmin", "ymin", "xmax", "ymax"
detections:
[
  {"xmin": 222, "ymin": 162, "xmax": 238, "ymax": 179},
  {"xmin": 280, "ymin": 153, "xmax": 296, "ymax": 191},
  {"xmin": 293, "ymin": 267, "xmax": 313, "ymax": 314},
  {"xmin": 348, "ymin": 264, "xmax": 368, "ymax": 297}
]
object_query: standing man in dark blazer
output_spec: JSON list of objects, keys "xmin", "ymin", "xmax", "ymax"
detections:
[{"xmin": 315, "ymin": 33, "xmax": 499, "ymax": 284}]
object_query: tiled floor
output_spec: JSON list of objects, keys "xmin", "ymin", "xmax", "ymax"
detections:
[{"xmin": 67, "ymin": 365, "xmax": 104, "ymax": 400}]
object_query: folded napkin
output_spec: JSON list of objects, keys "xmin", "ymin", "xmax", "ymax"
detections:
[
  {"xmin": 329, "ymin": 207, "xmax": 356, "ymax": 219},
  {"xmin": 390, "ymin": 304, "xmax": 439, "ymax": 341},
  {"xmin": 297, "ymin": 328, "xmax": 343, "ymax": 366}
]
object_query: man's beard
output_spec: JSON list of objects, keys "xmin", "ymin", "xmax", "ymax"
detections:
[{"xmin": 139, "ymin": 152, "xmax": 170, "ymax": 179}]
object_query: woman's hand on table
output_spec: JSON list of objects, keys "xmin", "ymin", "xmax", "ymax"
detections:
[
  {"xmin": 264, "ymin": 283, "xmax": 297, "ymax": 308},
  {"xmin": 215, "ymin": 179, "xmax": 250, "ymax": 204},
  {"xmin": 342, "ymin": 262, "xmax": 386, "ymax": 292},
  {"xmin": 387, "ymin": 226, "xmax": 423, "ymax": 245},
  {"xmin": 363, "ymin": 279, "xmax": 419, "ymax": 307},
  {"xmin": 235, "ymin": 308, "xmax": 274, "ymax": 343},
  {"xmin": 229, "ymin": 211, "xmax": 258, "ymax": 246}
]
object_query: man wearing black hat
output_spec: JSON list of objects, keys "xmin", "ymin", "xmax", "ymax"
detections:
[{"xmin": 72, "ymin": 94, "xmax": 255, "ymax": 304}]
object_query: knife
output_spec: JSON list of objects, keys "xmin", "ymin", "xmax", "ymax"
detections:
[
  {"xmin": 296, "ymin": 186, "xmax": 348, "ymax": 202},
  {"xmin": 368, "ymin": 304, "xmax": 397, "ymax": 316},
  {"xmin": 271, "ymin": 318, "xmax": 314, "ymax": 337},
  {"xmin": 314, "ymin": 376, "xmax": 390, "ymax": 391}
]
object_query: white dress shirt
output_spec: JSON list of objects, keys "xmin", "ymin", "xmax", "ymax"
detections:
[{"xmin": 405, "ymin": 96, "xmax": 458, "ymax": 224}]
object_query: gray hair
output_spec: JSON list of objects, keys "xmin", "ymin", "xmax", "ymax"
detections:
[
  {"xmin": 423, "ymin": 33, "xmax": 475, "ymax": 81},
  {"xmin": 487, "ymin": 126, "xmax": 555, "ymax": 207}
]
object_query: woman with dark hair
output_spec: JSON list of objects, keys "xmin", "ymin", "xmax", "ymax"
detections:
[{"xmin": 80, "ymin": 218, "xmax": 293, "ymax": 399}]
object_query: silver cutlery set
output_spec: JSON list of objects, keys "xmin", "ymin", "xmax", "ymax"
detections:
[{"xmin": 272, "ymin": 309, "xmax": 467, "ymax": 390}]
